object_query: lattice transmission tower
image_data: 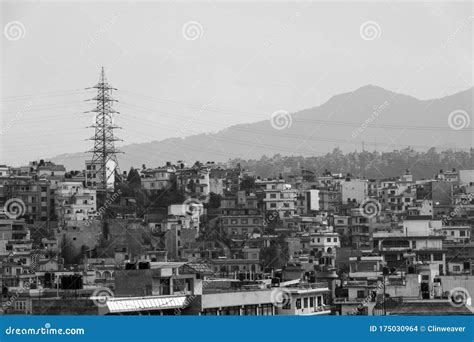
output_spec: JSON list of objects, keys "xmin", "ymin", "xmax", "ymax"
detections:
[{"xmin": 85, "ymin": 67, "xmax": 123, "ymax": 195}]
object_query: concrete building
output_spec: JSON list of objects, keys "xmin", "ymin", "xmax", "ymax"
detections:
[
  {"xmin": 220, "ymin": 191, "xmax": 263, "ymax": 238},
  {"xmin": 141, "ymin": 164, "xmax": 175, "ymax": 192},
  {"xmin": 459, "ymin": 169, "xmax": 474, "ymax": 186},
  {"xmin": 373, "ymin": 216, "xmax": 446, "ymax": 274},
  {"xmin": 55, "ymin": 182, "xmax": 97, "ymax": 222},
  {"xmin": 261, "ymin": 179, "xmax": 298, "ymax": 219},
  {"xmin": 342, "ymin": 178, "xmax": 368, "ymax": 204}
]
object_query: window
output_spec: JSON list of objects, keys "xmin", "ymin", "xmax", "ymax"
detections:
[
  {"xmin": 231, "ymin": 219, "xmax": 238, "ymax": 224},
  {"xmin": 309, "ymin": 297, "xmax": 314, "ymax": 307},
  {"xmin": 357, "ymin": 290, "xmax": 365, "ymax": 298},
  {"xmin": 270, "ymin": 203, "xmax": 276, "ymax": 208},
  {"xmin": 418, "ymin": 253, "xmax": 430, "ymax": 261},
  {"xmin": 253, "ymin": 219, "xmax": 259, "ymax": 224},
  {"xmin": 270, "ymin": 194, "xmax": 276, "ymax": 199},
  {"xmin": 326, "ymin": 238, "xmax": 330, "ymax": 242},
  {"xmin": 303, "ymin": 297, "xmax": 308, "ymax": 308},
  {"xmin": 296, "ymin": 299, "xmax": 301, "ymax": 309},
  {"xmin": 241, "ymin": 219, "xmax": 248, "ymax": 224},
  {"xmin": 282, "ymin": 300, "xmax": 291, "ymax": 310},
  {"xmin": 460, "ymin": 231, "xmax": 466, "ymax": 237},
  {"xmin": 14, "ymin": 301, "xmax": 26, "ymax": 311}
]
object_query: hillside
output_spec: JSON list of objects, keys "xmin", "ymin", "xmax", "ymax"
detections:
[{"xmin": 51, "ymin": 85, "xmax": 474, "ymax": 171}]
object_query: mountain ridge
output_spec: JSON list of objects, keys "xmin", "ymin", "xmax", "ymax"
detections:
[{"xmin": 50, "ymin": 85, "xmax": 474, "ymax": 171}]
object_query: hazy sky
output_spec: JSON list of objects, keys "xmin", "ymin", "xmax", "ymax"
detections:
[{"xmin": 1, "ymin": 0, "xmax": 472, "ymax": 165}]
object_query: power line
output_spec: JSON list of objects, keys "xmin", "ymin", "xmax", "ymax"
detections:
[
  {"xmin": 84, "ymin": 67, "xmax": 122, "ymax": 194},
  {"xmin": 0, "ymin": 89, "xmax": 85, "ymax": 102}
]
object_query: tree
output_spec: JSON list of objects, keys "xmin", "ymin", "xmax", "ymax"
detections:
[
  {"xmin": 60, "ymin": 235, "xmax": 77, "ymax": 265},
  {"xmin": 207, "ymin": 192, "xmax": 222, "ymax": 209},
  {"xmin": 240, "ymin": 176, "xmax": 255, "ymax": 191},
  {"xmin": 127, "ymin": 167, "xmax": 141, "ymax": 189}
]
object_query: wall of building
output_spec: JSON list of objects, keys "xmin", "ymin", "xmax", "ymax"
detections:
[
  {"xmin": 459, "ymin": 170, "xmax": 474, "ymax": 186},
  {"xmin": 438, "ymin": 275, "xmax": 474, "ymax": 297},
  {"xmin": 201, "ymin": 289, "xmax": 274, "ymax": 309},
  {"xmin": 342, "ymin": 179, "xmax": 368, "ymax": 204}
]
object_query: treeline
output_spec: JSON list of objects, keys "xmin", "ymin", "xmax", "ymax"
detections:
[{"xmin": 227, "ymin": 147, "xmax": 474, "ymax": 180}]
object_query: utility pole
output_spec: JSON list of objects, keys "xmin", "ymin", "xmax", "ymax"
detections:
[{"xmin": 85, "ymin": 67, "xmax": 123, "ymax": 237}]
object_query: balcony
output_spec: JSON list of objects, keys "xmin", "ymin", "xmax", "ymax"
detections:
[
  {"xmin": 277, "ymin": 306, "xmax": 331, "ymax": 316},
  {"xmin": 381, "ymin": 246, "xmax": 410, "ymax": 252}
]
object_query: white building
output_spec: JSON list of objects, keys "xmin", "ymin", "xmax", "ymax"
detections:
[
  {"xmin": 85, "ymin": 160, "xmax": 116, "ymax": 190},
  {"xmin": 141, "ymin": 166, "xmax": 175, "ymax": 192},
  {"xmin": 55, "ymin": 182, "xmax": 97, "ymax": 221},
  {"xmin": 442, "ymin": 225, "xmax": 470, "ymax": 244},
  {"xmin": 261, "ymin": 179, "xmax": 298, "ymax": 219},
  {"xmin": 310, "ymin": 231, "xmax": 340, "ymax": 253},
  {"xmin": 0, "ymin": 165, "xmax": 10, "ymax": 177},
  {"xmin": 342, "ymin": 178, "xmax": 368, "ymax": 204},
  {"xmin": 459, "ymin": 169, "xmax": 474, "ymax": 186}
]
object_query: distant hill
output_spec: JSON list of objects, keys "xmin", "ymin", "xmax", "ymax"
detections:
[{"xmin": 51, "ymin": 85, "xmax": 473, "ymax": 171}]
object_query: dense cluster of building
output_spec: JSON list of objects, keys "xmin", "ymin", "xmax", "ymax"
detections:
[{"xmin": 0, "ymin": 159, "xmax": 473, "ymax": 315}]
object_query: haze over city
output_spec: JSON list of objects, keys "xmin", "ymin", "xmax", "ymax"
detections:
[{"xmin": 1, "ymin": 0, "xmax": 472, "ymax": 166}]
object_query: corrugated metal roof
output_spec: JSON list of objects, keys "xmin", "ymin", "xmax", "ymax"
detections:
[{"xmin": 107, "ymin": 295, "xmax": 187, "ymax": 313}]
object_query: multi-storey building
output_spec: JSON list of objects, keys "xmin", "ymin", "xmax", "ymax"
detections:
[
  {"xmin": 162, "ymin": 204, "xmax": 201, "ymax": 260},
  {"xmin": 141, "ymin": 164, "xmax": 176, "ymax": 192},
  {"xmin": 0, "ymin": 176, "xmax": 54, "ymax": 222},
  {"xmin": 175, "ymin": 163, "xmax": 210, "ymax": 197},
  {"xmin": 219, "ymin": 191, "xmax": 263, "ymax": 237},
  {"xmin": 373, "ymin": 216, "xmax": 446, "ymax": 274},
  {"xmin": 55, "ymin": 182, "xmax": 97, "ymax": 222},
  {"xmin": 85, "ymin": 159, "xmax": 116, "ymax": 190},
  {"xmin": 341, "ymin": 178, "xmax": 368, "ymax": 204},
  {"xmin": 260, "ymin": 179, "xmax": 297, "ymax": 219}
]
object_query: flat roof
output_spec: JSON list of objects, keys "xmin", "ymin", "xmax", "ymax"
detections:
[{"xmin": 106, "ymin": 295, "xmax": 187, "ymax": 313}]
